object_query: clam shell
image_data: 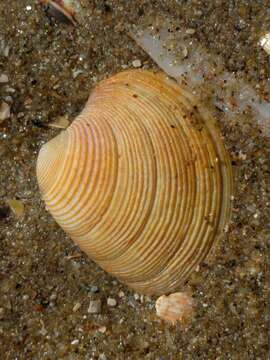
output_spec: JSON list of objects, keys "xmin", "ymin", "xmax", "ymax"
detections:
[{"xmin": 37, "ymin": 70, "xmax": 233, "ymax": 295}]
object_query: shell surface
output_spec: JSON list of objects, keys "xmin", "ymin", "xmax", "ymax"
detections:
[{"xmin": 37, "ymin": 70, "xmax": 233, "ymax": 295}]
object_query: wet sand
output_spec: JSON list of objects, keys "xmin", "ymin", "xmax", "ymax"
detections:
[{"xmin": 0, "ymin": 1, "xmax": 269, "ymax": 359}]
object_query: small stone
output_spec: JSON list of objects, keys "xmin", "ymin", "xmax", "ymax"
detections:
[
  {"xmin": 132, "ymin": 59, "xmax": 142, "ymax": 68},
  {"xmin": 88, "ymin": 299, "xmax": 101, "ymax": 314},
  {"xmin": 49, "ymin": 293, "xmax": 57, "ymax": 301},
  {"xmin": 118, "ymin": 291, "xmax": 125, "ymax": 298},
  {"xmin": 107, "ymin": 297, "xmax": 117, "ymax": 307},
  {"xmin": 0, "ymin": 74, "xmax": 8, "ymax": 83},
  {"xmin": 5, "ymin": 87, "xmax": 15, "ymax": 93},
  {"xmin": 0, "ymin": 39, "xmax": 9, "ymax": 57},
  {"xmin": 98, "ymin": 325, "xmax": 107, "ymax": 333},
  {"xmin": 90, "ymin": 285, "xmax": 99, "ymax": 293},
  {"xmin": 98, "ymin": 354, "xmax": 107, "ymax": 360},
  {"xmin": 73, "ymin": 302, "xmax": 81, "ymax": 312},
  {"xmin": 72, "ymin": 68, "xmax": 84, "ymax": 78},
  {"xmin": 7, "ymin": 199, "xmax": 24, "ymax": 217},
  {"xmin": 0, "ymin": 101, "xmax": 10, "ymax": 122},
  {"xmin": 22, "ymin": 294, "xmax": 29, "ymax": 301},
  {"xmin": 134, "ymin": 293, "xmax": 140, "ymax": 301},
  {"xmin": 186, "ymin": 28, "xmax": 196, "ymax": 35},
  {"xmin": 0, "ymin": 308, "xmax": 5, "ymax": 320},
  {"xmin": 39, "ymin": 325, "xmax": 47, "ymax": 336},
  {"xmin": 71, "ymin": 339, "xmax": 79, "ymax": 346},
  {"xmin": 182, "ymin": 46, "xmax": 188, "ymax": 58}
]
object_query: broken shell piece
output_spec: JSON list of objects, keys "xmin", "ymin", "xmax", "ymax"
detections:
[
  {"xmin": 156, "ymin": 292, "xmax": 195, "ymax": 325},
  {"xmin": 7, "ymin": 199, "xmax": 24, "ymax": 217},
  {"xmin": 0, "ymin": 101, "xmax": 10, "ymax": 122},
  {"xmin": 39, "ymin": 0, "xmax": 82, "ymax": 25},
  {"xmin": 259, "ymin": 33, "xmax": 270, "ymax": 55}
]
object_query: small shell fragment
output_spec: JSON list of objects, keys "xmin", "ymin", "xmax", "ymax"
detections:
[
  {"xmin": 98, "ymin": 326, "xmax": 107, "ymax": 333},
  {"xmin": 39, "ymin": 0, "xmax": 82, "ymax": 25},
  {"xmin": 7, "ymin": 199, "xmax": 24, "ymax": 217},
  {"xmin": 155, "ymin": 292, "xmax": 195, "ymax": 325},
  {"xmin": 259, "ymin": 33, "xmax": 270, "ymax": 55}
]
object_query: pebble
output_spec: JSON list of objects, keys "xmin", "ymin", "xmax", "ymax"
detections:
[
  {"xmin": 132, "ymin": 59, "xmax": 142, "ymax": 68},
  {"xmin": 39, "ymin": 325, "xmax": 47, "ymax": 336},
  {"xmin": 0, "ymin": 101, "xmax": 10, "ymax": 122},
  {"xmin": 118, "ymin": 291, "xmax": 125, "ymax": 298},
  {"xmin": 0, "ymin": 39, "xmax": 9, "ymax": 57},
  {"xmin": 0, "ymin": 308, "xmax": 4, "ymax": 320},
  {"xmin": 186, "ymin": 28, "xmax": 196, "ymax": 35},
  {"xmin": 98, "ymin": 325, "xmax": 107, "ymax": 333},
  {"xmin": 88, "ymin": 299, "xmax": 101, "ymax": 314},
  {"xmin": 98, "ymin": 354, "xmax": 107, "ymax": 360},
  {"xmin": 107, "ymin": 297, "xmax": 117, "ymax": 307},
  {"xmin": 182, "ymin": 46, "xmax": 188, "ymax": 58},
  {"xmin": 0, "ymin": 74, "xmax": 8, "ymax": 83},
  {"xmin": 72, "ymin": 302, "xmax": 81, "ymax": 312},
  {"xmin": 49, "ymin": 293, "xmax": 57, "ymax": 301},
  {"xmin": 71, "ymin": 339, "xmax": 79, "ymax": 346},
  {"xmin": 90, "ymin": 285, "xmax": 99, "ymax": 293},
  {"xmin": 4, "ymin": 86, "xmax": 15, "ymax": 93},
  {"xmin": 72, "ymin": 68, "xmax": 84, "ymax": 78}
]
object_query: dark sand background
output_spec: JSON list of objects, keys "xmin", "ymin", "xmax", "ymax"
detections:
[{"xmin": 0, "ymin": 1, "xmax": 269, "ymax": 359}]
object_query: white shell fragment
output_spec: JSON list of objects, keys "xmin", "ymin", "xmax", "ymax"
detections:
[
  {"xmin": 259, "ymin": 33, "xmax": 270, "ymax": 55},
  {"xmin": 156, "ymin": 292, "xmax": 195, "ymax": 325}
]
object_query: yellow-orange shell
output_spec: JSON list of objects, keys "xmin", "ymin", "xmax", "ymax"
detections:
[{"xmin": 37, "ymin": 70, "xmax": 233, "ymax": 295}]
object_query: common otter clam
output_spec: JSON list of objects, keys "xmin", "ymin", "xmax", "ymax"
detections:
[{"xmin": 36, "ymin": 70, "xmax": 233, "ymax": 295}]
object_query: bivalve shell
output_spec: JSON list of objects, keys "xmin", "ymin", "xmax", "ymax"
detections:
[{"xmin": 36, "ymin": 70, "xmax": 233, "ymax": 295}]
